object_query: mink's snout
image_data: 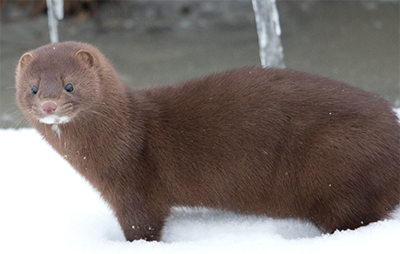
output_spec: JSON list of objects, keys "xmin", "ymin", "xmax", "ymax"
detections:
[{"xmin": 41, "ymin": 101, "xmax": 57, "ymax": 115}]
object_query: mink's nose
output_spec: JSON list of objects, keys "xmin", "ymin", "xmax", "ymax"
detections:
[{"xmin": 42, "ymin": 101, "xmax": 57, "ymax": 115}]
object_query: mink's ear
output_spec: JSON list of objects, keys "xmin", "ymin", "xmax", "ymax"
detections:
[
  {"xmin": 18, "ymin": 53, "xmax": 35, "ymax": 71},
  {"xmin": 75, "ymin": 49, "xmax": 98, "ymax": 68}
]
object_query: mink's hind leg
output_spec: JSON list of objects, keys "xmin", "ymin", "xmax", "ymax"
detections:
[{"xmin": 311, "ymin": 196, "xmax": 395, "ymax": 234}]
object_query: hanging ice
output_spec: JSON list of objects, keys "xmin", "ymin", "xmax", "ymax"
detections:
[
  {"xmin": 252, "ymin": 0, "xmax": 285, "ymax": 68},
  {"xmin": 46, "ymin": 0, "xmax": 64, "ymax": 43}
]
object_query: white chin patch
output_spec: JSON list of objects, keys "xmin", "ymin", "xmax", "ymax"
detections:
[
  {"xmin": 393, "ymin": 108, "xmax": 400, "ymax": 124},
  {"xmin": 40, "ymin": 116, "xmax": 70, "ymax": 138},
  {"xmin": 40, "ymin": 115, "xmax": 70, "ymax": 125}
]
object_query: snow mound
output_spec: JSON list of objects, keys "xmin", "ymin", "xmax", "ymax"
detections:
[{"xmin": 1, "ymin": 108, "xmax": 399, "ymax": 253}]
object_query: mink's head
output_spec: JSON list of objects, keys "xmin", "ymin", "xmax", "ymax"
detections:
[{"xmin": 15, "ymin": 41, "xmax": 107, "ymax": 126}]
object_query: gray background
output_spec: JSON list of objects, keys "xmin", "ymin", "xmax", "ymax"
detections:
[{"xmin": 1, "ymin": 0, "xmax": 399, "ymax": 128}]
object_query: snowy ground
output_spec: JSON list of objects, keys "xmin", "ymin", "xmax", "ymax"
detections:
[{"xmin": 1, "ymin": 109, "xmax": 400, "ymax": 254}]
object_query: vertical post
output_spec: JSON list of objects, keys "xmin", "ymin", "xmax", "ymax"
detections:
[
  {"xmin": 46, "ymin": 0, "xmax": 64, "ymax": 43},
  {"xmin": 251, "ymin": 0, "xmax": 285, "ymax": 68}
]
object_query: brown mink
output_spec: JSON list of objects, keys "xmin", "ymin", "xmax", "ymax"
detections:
[{"xmin": 15, "ymin": 41, "xmax": 400, "ymax": 241}]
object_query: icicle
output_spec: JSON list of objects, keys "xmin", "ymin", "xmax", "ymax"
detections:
[
  {"xmin": 46, "ymin": 0, "xmax": 64, "ymax": 43},
  {"xmin": 251, "ymin": 0, "xmax": 285, "ymax": 68}
]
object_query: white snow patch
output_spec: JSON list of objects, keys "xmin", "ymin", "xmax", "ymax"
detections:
[{"xmin": 1, "ymin": 108, "xmax": 399, "ymax": 253}]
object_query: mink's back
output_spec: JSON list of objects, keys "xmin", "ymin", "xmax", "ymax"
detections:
[{"xmin": 137, "ymin": 67, "xmax": 400, "ymax": 227}]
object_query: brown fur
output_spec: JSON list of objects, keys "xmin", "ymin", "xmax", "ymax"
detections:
[{"xmin": 15, "ymin": 41, "xmax": 400, "ymax": 241}]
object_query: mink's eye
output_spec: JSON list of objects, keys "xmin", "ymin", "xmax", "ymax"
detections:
[
  {"xmin": 31, "ymin": 86, "xmax": 38, "ymax": 95},
  {"xmin": 65, "ymin": 83, "xmax": 74, "ymax": 93}
]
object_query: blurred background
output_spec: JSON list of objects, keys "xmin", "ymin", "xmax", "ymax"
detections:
[{"xmin": 0, "ymin": 0, "xmax": 399, "ymax": 128}]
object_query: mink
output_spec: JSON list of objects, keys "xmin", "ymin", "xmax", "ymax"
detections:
[{"xmin": 15, "ymin": 41, "xmax": 400, "ymax": 241}]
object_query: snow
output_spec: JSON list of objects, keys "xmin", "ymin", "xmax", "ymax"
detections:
[{"xmin": 1, "ymin": 108, "xmax": 400, "ymax": 254}]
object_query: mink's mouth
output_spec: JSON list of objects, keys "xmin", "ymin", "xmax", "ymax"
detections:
[
  {"xmin": 39, "ymin": 115, "xmax": 71, "ymax": 125},
  {"xmin": 35, "ymin": 100, "xmax": 76, "ymax": 125}
]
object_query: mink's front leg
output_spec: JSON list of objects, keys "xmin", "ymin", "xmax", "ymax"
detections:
[
  {"xmin": 122, "ymin": 221, "xmax": 163, "ymax": 242},
  {"xmin": 114, "ymin": 202, "xmax": 169, "ymax": 241}
]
